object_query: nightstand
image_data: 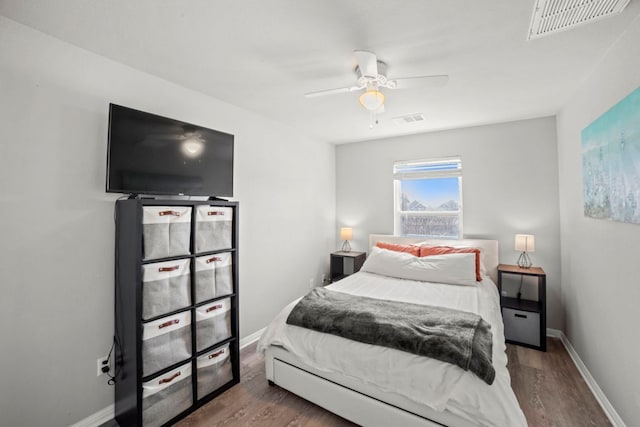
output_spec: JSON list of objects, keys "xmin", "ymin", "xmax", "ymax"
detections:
[
  {"xmin": 497, "ymin": 264, "xmax": 546, "ymax": 352},
  {"xmin": 330, "ymin": 251, "xmax": 366, "ymax": 282}
]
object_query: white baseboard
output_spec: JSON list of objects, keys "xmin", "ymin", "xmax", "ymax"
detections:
[
  {"xmin": 545, "ymin": 327, "xmax": 562, "ymax": 338},
  {"xmin": 72, "ymin": 328, "xmax": 266, "ymax": 427},
  {"xmin": 547, "ymin": 328, "xmax": 626, "ymax": 427},
  {"xmin": 69, "ymin": 404, "xmax": 114, "ymax": 427},
  {"xmin": 240, "ymin": 327, "xmax": 266, "ymax": 349}
]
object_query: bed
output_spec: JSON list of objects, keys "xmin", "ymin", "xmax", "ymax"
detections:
[{"xmin": 257, "ymin": 235, "xmax": 527, "ymax": 427}]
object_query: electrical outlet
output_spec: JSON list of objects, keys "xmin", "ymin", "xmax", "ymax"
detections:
[
  {"xmin": 97, "ymin": 357, "xmax": 110, "ymax": 377},
  {"xmin": 309, "ymin": 278, "xmax": 315, "ymax": 289},
  {"xmin": 321, "ymin": 274, "xmax": 327, "ymax": 285}
]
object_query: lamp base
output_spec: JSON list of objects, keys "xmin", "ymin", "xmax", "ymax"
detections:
[
  {"xmin": 341, "ymin": 240, "xmax": 351, "ymax": 252},
  {"xmin": 517, "ymin": 252, "xmax": 532, "ymax": 268}
]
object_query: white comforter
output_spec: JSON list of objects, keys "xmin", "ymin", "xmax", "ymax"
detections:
[{"xmin": 258, "ymin": 271, "xmax": 527, "ymax": 427}]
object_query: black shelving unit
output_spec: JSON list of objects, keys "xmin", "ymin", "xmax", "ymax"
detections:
[
  {"xmin": 114, "ymin": 198, "xmax": 240, "ymax": 426},
  {"xmin": 497, "ymin": 264, "xmax": 546, "ymax": 352},
  {"xmin": 330, "ymin": 251, "xmax": 366, "ymax": 282}
]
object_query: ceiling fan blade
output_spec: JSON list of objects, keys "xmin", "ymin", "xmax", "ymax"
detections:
[
  {"xmin": 304, "ymin": 86, "xmax": 362, "ymax": 98},
  {"xmin": 354, "ymin": 50, "xmax": 378, "ymax": 78},
  {"xmin": 391, "ymin": 75, "xmax": 449, "ymax": 89}
]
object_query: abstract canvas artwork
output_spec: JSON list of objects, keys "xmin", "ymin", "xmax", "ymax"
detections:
[{"xmin": 582, "ymin": 87, "xmax": 640, "ymax": 224}]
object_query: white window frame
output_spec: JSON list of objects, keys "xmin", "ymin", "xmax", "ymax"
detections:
[{"xmin": 393, "ymin": 156, "xmax": 463, "ymax": 239}]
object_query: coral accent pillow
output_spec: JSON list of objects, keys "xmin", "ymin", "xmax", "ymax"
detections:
[
  {"xmin": 375, "ymin": 242, "xmax": 420, "ymax": 257},
  {"xmin": 419, "ymin": 246, "xmax": 482, "ymax": 281}
]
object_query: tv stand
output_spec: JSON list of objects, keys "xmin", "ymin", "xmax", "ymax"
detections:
[
  {"xmin": 127, "ymin": 194, "xmax": 157, "ymax": 200},
  {"xmin": 125, "ymin": 194, "xmax": 228, "ymax": 201}
]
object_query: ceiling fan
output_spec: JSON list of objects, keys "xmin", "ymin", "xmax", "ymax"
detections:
[{"xmin": 304, "ymin": 50, "xmax": 449, "ymax": 113}]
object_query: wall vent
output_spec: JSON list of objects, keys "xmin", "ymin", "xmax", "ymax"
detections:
[
  {"xmin": 392, "ymin": 113, "xmax": 426, "ymax": 126},
  {"xmin": 528, "ymin": 0, "xmax": 631, "ymax": 40}
]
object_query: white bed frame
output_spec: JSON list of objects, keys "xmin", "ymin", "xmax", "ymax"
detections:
[{"xmin": 264, "ymin": 235, "xmax": 500, "ymax": 427}]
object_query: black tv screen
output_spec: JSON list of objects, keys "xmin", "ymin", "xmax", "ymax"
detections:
[{"xmin": 106, "ymin": 104, "xmax": 234, "ymax": 197}]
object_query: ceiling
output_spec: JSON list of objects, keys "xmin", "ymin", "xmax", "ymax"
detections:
[{"xmin": 1, "ymin": 0, "xmax": 639, "ymax": 144}]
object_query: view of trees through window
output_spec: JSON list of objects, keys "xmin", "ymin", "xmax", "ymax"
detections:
[{"xmin": 394, "ymin": 158, "xmax": 462, "ymax": 238}]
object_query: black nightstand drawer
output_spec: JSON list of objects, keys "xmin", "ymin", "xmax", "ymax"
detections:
[{"xmin": 503, "ymin": 308, "xmax": 540, "ymax": 347}]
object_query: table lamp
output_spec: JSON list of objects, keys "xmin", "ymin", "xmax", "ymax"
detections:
[
  {"xmin": 515, "ymin": 234, "xmax": 535, "ymax": 268},
  {"xmin": 340, "ymin": 227, "xmax": 353, "ymax": 252}
]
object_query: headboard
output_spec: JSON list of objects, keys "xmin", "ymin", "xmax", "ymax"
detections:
[{"xmin": 368, "ymin": 234, "xmax": 499, "ymax": 284}]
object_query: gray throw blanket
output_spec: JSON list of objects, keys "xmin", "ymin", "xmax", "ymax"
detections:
[{"xmin": 286, "ymin": 287, "xmax": 495, "ymax": 385}]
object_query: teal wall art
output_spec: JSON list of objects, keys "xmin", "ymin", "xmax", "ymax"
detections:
[{"xmin": 582, "ymin": 87, "xmax": 640, "ymax": 224}]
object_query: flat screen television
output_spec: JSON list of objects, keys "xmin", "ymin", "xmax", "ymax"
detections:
[{"xmin": 106, "ymin": 104, "xmax": 234, "ymax": 197}]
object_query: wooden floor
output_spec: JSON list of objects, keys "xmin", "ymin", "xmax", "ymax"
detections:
[
  {"xmin": 175, "ymin": 337, "xmax": 611, "ymax": 427},
  {"xmin": 506, "ymin": 339, "xmax": 611, "ymax": 427}
]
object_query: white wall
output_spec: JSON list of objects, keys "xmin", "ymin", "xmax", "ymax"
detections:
[
  {"xmin": 0, "ymin": 17, "xmax": 335, "ymax": 427},
  {"xmin": 556, "ymin": 15, "xmax": 640, "ymax": 426},
  {"xmin": 336, "ymin": 117, "xmax": 562, "ymax": 328}
]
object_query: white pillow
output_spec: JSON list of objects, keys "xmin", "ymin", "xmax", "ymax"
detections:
[
  {"xmin": 450, "ymin": 245, "xmax": 488, "ymax": 276},
  {"xmin": 412, "ymin": 241, "xmax": 488, "ymax": 277},
  {"xmin": 361, "ymin": 246, "xmax": 478, "ymax": 286}
]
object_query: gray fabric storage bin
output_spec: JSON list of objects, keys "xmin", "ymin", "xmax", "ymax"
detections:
[
  {"xmin": 142, "ymin": 362, "xmax": 192, "ymax": 427},
  {"xmin": 142, "ymin": 259, "xmax": 191, "ymax": 320},
  {"xmin": 142, "ymin": 311, "xmax": 192, "ymax": 377},
  {"xmin": 195, "ymin": 253, "xmax": 233, "ymax": 303},
  {"xmin": 213, "ymin": 252, "xmax": 233, "ymax": 297},
  {"xmin": 197, "ymin": 344, "xmax": 233, "ymax": 399},
  {"xmin": 195, "ymin": 206, "xmax": 233, "ymax": 253},
  {"xmin": 195, "ymin": 299, "xmax": 232, "ymax": 352},
  {"xmin": 143, "ymin": 206, "xmax": 192, "ymax": 261}
]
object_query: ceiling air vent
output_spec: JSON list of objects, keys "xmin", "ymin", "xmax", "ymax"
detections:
[
  {"xmin": 392, "ymin": 113, "xmax": 426, "ymax": 126},
  {"xmin": 528, "ymin": 0, "xmax": 631, "ymax": 40}
]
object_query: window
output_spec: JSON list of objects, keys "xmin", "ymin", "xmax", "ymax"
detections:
[{"xmin": 393, "ymin": 157, "xmax": 462, "ymax": 238}]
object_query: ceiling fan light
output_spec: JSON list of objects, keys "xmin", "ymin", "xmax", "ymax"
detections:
[{"xmin": 359, "ymin": 90, "xmax": 385, "ymax": 111}]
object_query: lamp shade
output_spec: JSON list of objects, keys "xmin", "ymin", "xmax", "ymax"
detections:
[
  {"xmin": 514, "ymin": 234, "xmax": 535, "ymax": 252},
  {"xmin": 358, "ymin": 90, "xmax": 385, "ymax": 111},
  {"xmin": 340, "ymin": 227, "xmax": 353, "ymax": 241}
]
